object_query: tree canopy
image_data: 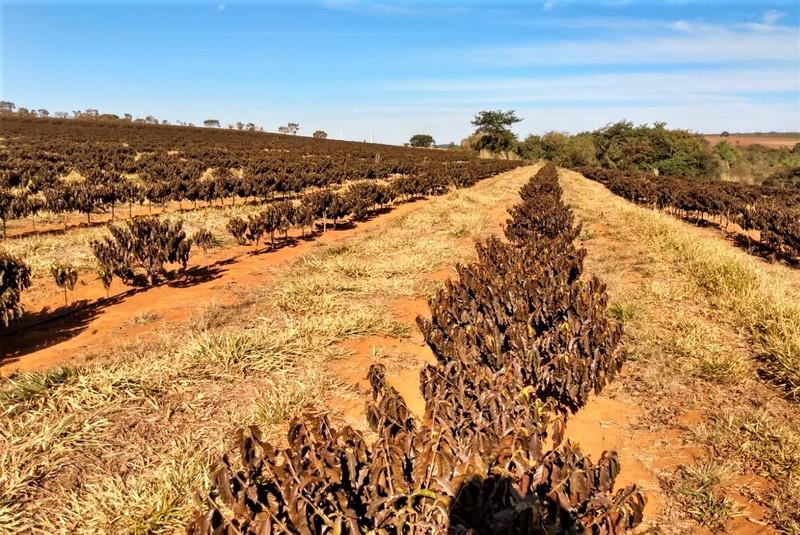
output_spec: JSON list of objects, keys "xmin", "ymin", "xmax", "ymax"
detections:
[
  {"xmin": 409, "ymin": 134, "xmax": 435, "ymax": 148},
  {"xmin": 470, "ymin": 110, "xmax": 522, "ymax": 158}
]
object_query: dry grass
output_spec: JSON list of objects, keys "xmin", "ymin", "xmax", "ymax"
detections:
[
  {"xmin": 0, "ymin": 165, "xmax": 537, "ymax": 532},
  {"xmin": 694, "ymin": 407, "xmax": 800, "ymax": 532},
  {"xmin": 560, "ymin": 167, "xmax": 800, "ymax": 533},
  {"xmin": 664, "ymin": 459, "xmax": 742, "ymax": 531},
  {"xmin": 633, "ymin": 211, "xmax": 800, "ymax": 395},
  {"xmin": 562, "ymin": 168, "xmax": 800, "ymax": 396}
]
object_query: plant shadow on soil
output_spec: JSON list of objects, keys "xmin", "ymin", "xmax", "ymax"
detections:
[
  {"xmin": 0, "ymin": 294, "xmax": 126, "ymax": 366},
  {"xmin": 447, "ymin": 475, "xmax": 582, "ymax": 533},
  {"xmin": 0, "ymin": 260, "xmax": 231, "ymax": 364}
]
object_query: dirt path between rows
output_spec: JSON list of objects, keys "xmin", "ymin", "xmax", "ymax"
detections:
[
  {"xmin": 0, "ymin": 193, "xmax": 467, "ymax": 374},
  {"xmin": 558, "ymin": 168, "xmax": 800, "ymax": 534}
]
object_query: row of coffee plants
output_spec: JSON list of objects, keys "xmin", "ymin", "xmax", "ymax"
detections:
[
  {"xmin": 579, "ymin": 166, "xmax": 800, "ymax": 261},
  {"xmin": 0, "ymin": 116, "xmax": 520, "ymax": 237},
  {"xmin": 188, "ymin": 163, "xmax": 644, "ymax": 533},
  {"xmin": 225, "ymin": 179, "xmax": 440, "ymax": 247},
  {"xmin": 1, "ymin": 219, "xmax": 201, "ymax": 329},
  {"xmin": 1, "ymin": 167, "xmax": 505, "ymax": 328}
]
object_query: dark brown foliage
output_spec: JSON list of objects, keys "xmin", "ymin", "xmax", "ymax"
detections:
[
  {"xmin": 579, "ymin": 166, "xmax": 800, "ymax": 262},
  {"xmin": 0, "ymin": 252, "xmax": 31, "ymax": 327},
  {"xmin": 90, "ymin": 217, "xmax": 191, "ymax": 285},
  {"xmin": 187, "ymin": 165, "xmax": 644, "ymax": 534},
  {"xmin": 50, "ymin": 262, "xmax": 79, "ymax": 306},
  {"xmin": 0, "ymin": 115, "xmax": 521, "ymax": 234}
]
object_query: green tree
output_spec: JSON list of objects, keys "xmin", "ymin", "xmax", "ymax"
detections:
[
  {"xmin": 517, "ymin": 135, "xmax": 544, "ymax": 161},
  {"xmin": 470, "ymin": 110, "xmax": 522, "ymax": 159},
  {"xmin": 541, "ymin": 132, "xmax": 569, "ymax": 162},
  {"xmin": 409, "ymin": 134, "xmax": 435, "ymax": 148}
]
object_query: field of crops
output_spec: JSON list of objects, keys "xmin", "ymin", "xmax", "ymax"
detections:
[
  {"xmin": 190, "ymin": 163, "xmax": 645, "ymax": 533},
  {"xmin": 579, "ymin": 166, "xmax": 800, "ymax": 265},
  {"xmin": 3, "ymin": 117, "xmax": 800, "ymax": 534},
  {"xmin": 0, "ymin": 115, "xmax": 519, "ymax": 334}
]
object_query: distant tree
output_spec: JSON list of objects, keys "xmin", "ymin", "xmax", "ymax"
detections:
[
  {"xmin": 287, "ymin": 122, "xmax": 300, "ymax": 135},
  {"xmin": 85, "ymin": 108, "xmax": 99, "ymax": 117},
  {"xmin": 517, "ymin": 134, "xmax": 544, "ymax": 161},
  {"xmin": 246, "ymin": 122, "xmax": 256, "ymax": 131},
  {"xmin": 204, "ymin": 119, "xmax": 221, "ymax": 128},
  {"xmin": 124, "ymin": 113, "xmax": 133, "ymax": 121},
  {"xmin": 17, "ymin": 107, "xmax": 32, "ymax": 116},
  {"xmin": 409, "ymin": 134, "xmax": 435, "ymax": 148},
  {"xmin": 36, "ymin": 109, "xmax": 49, "ymax": 117},
  {"xmin": 470, "ymin": 110, "xmax": 522, "ymax": 159},
  {"xmin": 313, "ymin": 130, "xmax": 328, "ymax": 139},
  {"xmin": 278, "ymin": 126, "xmax": 290, "ymax": 135},
  {"xmin": 236, "ymin": 122, "xmax": 244, "ymax": 130},
  {"xmin": 54, "ymin": 111, "xmax": 69, "ymax": 119},
  {"xmin": 0, "ymin": 101, "xmax": 15, "ymax": 113},
  {"xmin": 720, "ymin": 131, "xmax": 731, "ymax": 137}
]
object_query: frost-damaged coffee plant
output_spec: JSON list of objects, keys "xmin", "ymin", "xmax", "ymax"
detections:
[
  {"xmin": 188, "ymin": 163, "xmax": 645, "ymax": 534},
  {"xmin": 91, "ymin": 217, "xmax": 191, "ymax": 286},
  {"xmin": 0, "ymin": 251, "xmax": 32, "ymax": 327},
  {"xmin": 50, "ymin": 262, "xmax": 79, "ymax": 306}
]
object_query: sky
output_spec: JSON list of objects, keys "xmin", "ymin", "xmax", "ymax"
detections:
[{"xmin": 1, "ymin": 0, "xmax": 799, "ymax": 145}]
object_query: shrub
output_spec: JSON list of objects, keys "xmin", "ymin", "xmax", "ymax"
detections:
[{"xmin": 0, "ymin": 252, "xmax": 32, "ymax": 327}]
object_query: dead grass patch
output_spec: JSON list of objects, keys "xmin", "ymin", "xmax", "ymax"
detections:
[
  {"xmin": 694, "ymin": 407, "xmax": 800, "ymax": 532},
  {"xmin": 562, "ymin": 168, "xmax": 800, "ymax": 397},
  {"xmin": 664, "ymin": 459, "xmax": 742, "ymax": 531}
]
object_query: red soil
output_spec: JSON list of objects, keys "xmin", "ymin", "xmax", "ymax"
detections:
[
  {"xmin": 0, "ymin": 199, "xmax": 434, "ymax": 375},
  {"xmin": 704, "ymin": 135, "xmax": 799, "ymax": 149}
]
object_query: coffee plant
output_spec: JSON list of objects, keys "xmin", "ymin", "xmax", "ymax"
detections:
[
  {"xmin": 50, "ymin": 262, "xmax": 79, "ymax": 306},
  {"xmin": 91, "ymin": 217, "xmax": 191, "ymax": 286},
  {"xmin": 579, "ymin": 166, "xmax": 800, "ymax": 261},
  {"xmin": 0, "ymin": 114, "xmax": 521, "ymax": 239},
  {"xmin": 226, "ymin": 217, "xmax": 248, "ymax": 246},
  {"xmin": 192, "ymin": 228, "xmax": 216, "ymax": 253},
  {"xmin": 0, "ymin": 252, "xmax": 32, "ymax": 327}
]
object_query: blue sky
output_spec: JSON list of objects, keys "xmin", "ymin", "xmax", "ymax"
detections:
[{"xmin": 2, "ymin": 1, "xmax": 799, "ymax": 144}]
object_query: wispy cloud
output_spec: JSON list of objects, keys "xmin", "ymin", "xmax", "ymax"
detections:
[
  {"xmin": 763, "ymin": 9, "xmax": 785, "ymax": 24},
  {"xmin": 389, "ymin": 67, "xmax": 798, "ymax": 104},
  {"xmin": 469, "ymin": 22, "xmax": 798, "ymax": 66}
]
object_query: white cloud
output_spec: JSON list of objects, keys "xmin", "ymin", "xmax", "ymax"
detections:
[
  {"xmin": 469, "ymin": 23, "xmax": 799, "ymax": 65},
  {"xmin": 542, "ymin": 1, "xmax": 558, "ymax": 12},
  {"xmin": 390, "ymin": 66, "xmax": 799, "ymax": 104},
  {"xmin": 762, "ymin": 10, "xmax": 785, "ymax": 24},
  {"xmin": 217, "ymin": 4, "xmax": 226, "ymax": 11}
]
